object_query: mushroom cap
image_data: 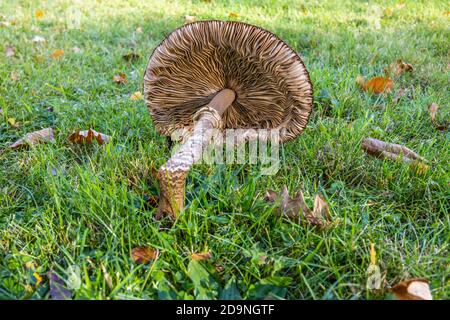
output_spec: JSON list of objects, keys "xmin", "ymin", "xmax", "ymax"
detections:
[{"xmin": 144, "ymin": 20, "xmax": 313, "ymax": 142}]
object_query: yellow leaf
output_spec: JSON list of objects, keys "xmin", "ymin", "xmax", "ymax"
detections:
[
  {"xmin": 229, "ymin": 12, "xmax": 239, "ymax": 18},
  {"xmin": 51, "ymin": 49, "xmax": 64, "ymax": 59},
  {"xmin": 33, "ymin": 272, "xmax": 43, "ymax": 286},
  {"xmin": 370, "ymin": 243, "xmax": 376, "ymax": 265},
  {"xmin": 35, "ymin": 10, "xmax": 45, "ymax": 19},
  {"xmin": 130, "ymin": 91, "xmax": 143, "ymax": 101}
]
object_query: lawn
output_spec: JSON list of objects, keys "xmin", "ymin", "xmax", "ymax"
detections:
[{"xmin": 0, "ymin": 0, "xmax": 449, "ymax": 300}]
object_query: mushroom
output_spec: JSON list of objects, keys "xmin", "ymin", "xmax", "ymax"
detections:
[{"xmin": 144, "ymin": 20, "xmax": 313, "ymax": 219}]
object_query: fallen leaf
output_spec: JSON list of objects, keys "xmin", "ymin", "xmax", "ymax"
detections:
[
  {"xmin": 35, "ymin": 10, "xmax": 45, "ymax": 19},
  {"xmin": 7, "ymin": 117, "xmax": 20, "ymax": 129},
  {"xmin": 191, "ymin": 252, "xmax": 212, "ymax": 261},
  {"xmin": 135, "ymin": 26, "xmax": 143, "ymax": 33},
  {"xmin": 24, "ymin": 261, "xmax": 36, "ymax": 269},
  {"xmin": 100, "ymin": 263, "xmax": 113, "ymax": 290},
  {"xmin": 185, "ymin": 15, "xmax": 196, "ymax": 24},
  {"xmin": 385, "ymin": 60, "xmax": 413, "ymax": 77},
  {"xmin": 51, "ymin": 49, "xmax": 64, "ymax": 59},
  {"xmin": 113, "ymin": 73, "xmax": 127, "ymax": 84},
  {"xmin": 130, "ymin": 91, "xmax": 143, "ymax": 101},
  {"xmin": 360, "ymin": 76, "xmax": 394, "ymax": 94},
  {"xmin": 48, "ymin": 271, "xmax": 72, "ymax": 300},
  {"xmin": 10, "ymin": 71, "xmax": 20, "ymax": 82},
  {"xmin": 5, "ymin": 45, "xmax": 15, "ymax": 58},
  {"xmin": 122, "ymin": 52, "xmax": 140, "ymax": 62},
  {"xmin": 361, "ymin": 138, "xmax": 427, "ymax": 166},
  {"xmin": 131, "ymin": 246, "xmax": 159, "ymax": 264},
  {"xmin": 10, "ymin": 128, "xmax": 55, "ymax": 149},
  {"xmin": 33, "ymin": 272, "xmax": 43, "ymax": 286},
  {"xmin": 68, "ymin": 128, "xmax": 111, "ymax": 145},
  {"xmin": 31, "ymin": 35, "xmax": 46, "ymax": 43},
  {"xmin": 428, "ymin": 103, "xmax": 449, "ymax": 131},
  {"xmin": 366, "ymin": 243, "xmax": 381, "ymax": 290},
  {"xmin": 356, "ymin": 75, "xmax": 366, "ymax": 87},
  {"xmin": 229, "ymin": 12, "xmax": 239, "ymax": 18},
  {"xmin": 392, "ymin": 279, "xmax": 432, "ymax": 300},
  {"xmin": 264, "ymin": 186, "xmax": 332, "ymax": 228}
]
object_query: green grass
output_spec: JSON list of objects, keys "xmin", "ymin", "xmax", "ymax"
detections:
[{"xmin": 0, "ymin": 0, "xmax": 449, "ymax": 300}]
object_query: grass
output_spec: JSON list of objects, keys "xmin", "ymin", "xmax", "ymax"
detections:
[{"xmin": 0, "ymin": 0, "xmax": 449, "ymax": 300}]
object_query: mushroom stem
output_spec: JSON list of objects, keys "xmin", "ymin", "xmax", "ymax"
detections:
[{"xmin": 157, "ymin": 89, "xmax": 235, "ymax": 219}]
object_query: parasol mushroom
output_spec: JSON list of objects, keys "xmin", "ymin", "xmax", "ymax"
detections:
[{"xmin": 144, "ymin": 20, "xmax": 313, "ymax": 219}]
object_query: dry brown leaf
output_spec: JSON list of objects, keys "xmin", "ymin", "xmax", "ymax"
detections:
[
  {"xmin": 35, "ymin": 10, "xmax": 45, "ymax": 19},
  {"xmin": 10, "ymin": 128, "xmax": 55, "ymax": 149},
  {"xmin": 113, "ymin": 73, "xmax": 127, "ymax": 84},
  {"xmin": 5, "ymin": 45, "xmax": 15, "ymax": 58},
  {"xmin": 130, "ymin": 91, "xmax": 143, "ymax": 101},
  {"xmin": 191, "ymin": 252, "xmax": 212, "ymax": 261},
  {"xmin": 229, "ymin": 12, "xmax": 239, "ymax": 18},
  {"xmin": 264, "ymin": 186, "xmax": 332, "ymax": 228},
  {"xmin": 385, "ymin": 60, "xmax": 413, "ymax": 77},
  {"xmin": 428, "ymin": 103, "xmax": 449, "ymax": 131},
  {"xmin": 362, "ymin": 76, "xmax": 394, "ymax": 94},
  {"xmin": 361, "ymin": 138, "xmax": 428, "ymax": 167},
  {"xmin": 391, "ymin": 279, "xmax": 432, "ymax": 300},
  {"xmin": 122, "ymin": 52, "xmax": 140, "ymax": 62},
  {"xmin": 68, "ymin": 128, "xmax": 111, "ymax": 145},
  {"xmin": 10, "ymin": 71, "xmax": 20, "ymax": 82},
  {"xmin": 51, "ymin": 49, "xmax": 64, "ymax": 59},
  {"xmin": 184, "ymin": 15, "xmax": 196, "ymax": 24},
  {"xmin": 131, "ymin": 246, "xmax": 159, "ymax": 264}
]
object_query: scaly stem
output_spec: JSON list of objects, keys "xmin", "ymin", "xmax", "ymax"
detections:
[{"xmin": 156, "ymin": 89, "xmax": 235, "ymax": 219}]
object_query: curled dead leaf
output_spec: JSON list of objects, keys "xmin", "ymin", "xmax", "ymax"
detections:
[
  {"xmin": 113, "ymin": 73, "xmax": 127, "ymax": 84},
  {"xmin": 391, "ymin": 279, "xmax": 432, "ymax": 300},
  {"xmin": 385, "ymin": 60, "xmax": 413, "ymax": 77},
  {"xmin": 68, "ymin": 128, "xmax": 111, "ymax": 145},
  {"xmin": 191, "ymin": 252, "xmax": 212, "ymax": 261},
  {"xmin": 264, "ymin": 186, "xmax": 332, "ymax": 228},
  {"xmin": 361, "ymin": 138, "xmax": 427, "ymax": 166},
  {"xmin": 10, "ymin": 128, "xmax": 55, "ymax": 149},
  {"xmin": 131, "ymin": 246, "xmax": 159, "ymax": 264}
]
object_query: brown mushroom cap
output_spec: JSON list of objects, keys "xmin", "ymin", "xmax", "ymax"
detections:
[{"xmin": 144, "ymin": 20, "xmax": 313, "ymax": 142}]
